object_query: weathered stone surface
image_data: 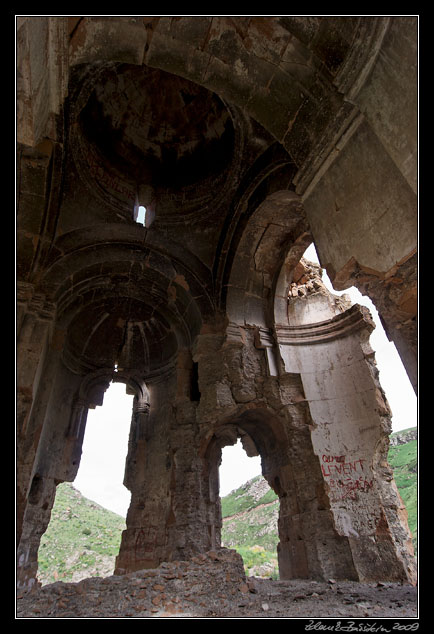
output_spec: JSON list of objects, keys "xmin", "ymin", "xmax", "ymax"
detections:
[
  {"xmin": 16, "ymin": 16, "xmax": 417, "ymax": 601},
  {"xmin": 16, "ymin": 552, "xmax": 417, "ymax": 618}
]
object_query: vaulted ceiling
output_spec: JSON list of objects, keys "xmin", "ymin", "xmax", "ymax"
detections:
[{"xmin": 17, "ymin": 16, "xmax": 416, "ymax": 381}]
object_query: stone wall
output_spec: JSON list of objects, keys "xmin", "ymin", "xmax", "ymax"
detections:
[
  {"xmin": 276, "ymin": 284, "xmax": 416, "ymax": 583},
  {"xmin": 16, "ymin": 16, "xmax": 417, "ymax": 594},
  {"xmin": 113, "ymin": 310, "xmax": 415, "ymax": 583}
]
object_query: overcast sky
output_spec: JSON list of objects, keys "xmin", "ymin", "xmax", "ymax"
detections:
[{"xmin": 73, "ymin": 244, "xmax": 417, "ymax": 514}]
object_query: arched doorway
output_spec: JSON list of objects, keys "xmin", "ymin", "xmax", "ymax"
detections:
[
  {"xmin": 37, "ymin": 381, "xmax": 134, "ymax": 584},
  {"xmin": 73, "ymin": 381, "xmax": 133, "ymax": 517},
  {"xmin": 219, "ymin": 439, "xmax": 279, "ymax": 578},
  {"xmin": 201, "ymin": 406, "xmax": 349, "ymax": 581}
]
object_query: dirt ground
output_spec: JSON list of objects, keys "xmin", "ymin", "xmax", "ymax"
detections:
[{"xmin": 16, "ymin": 549, "xmax": 419, "ymax": 621}]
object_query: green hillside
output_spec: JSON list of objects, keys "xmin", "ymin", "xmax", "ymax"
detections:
[
  {"xmin": 387, "ymin": 431, "xmax": 417, "ymax": 551},
  {"xmin": 221, "ymin": 474, "xmax": 278, "ymax": 518},
  {"xmin": 221, "ymin": 475, "xmax": 280, "ymax": 578},
  {"xmin": 37, "ymin": 482, "xmax": 126, "ymax": 585}
]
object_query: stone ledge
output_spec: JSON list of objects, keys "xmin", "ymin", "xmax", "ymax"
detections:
[{"xmin": 276, "ymin": 304, "xmax": 374, "ymax": 346}]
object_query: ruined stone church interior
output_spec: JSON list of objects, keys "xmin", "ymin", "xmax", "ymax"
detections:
[{"xmin": 16, "ymin": 16, "xmax": 417, "ymax": 596}]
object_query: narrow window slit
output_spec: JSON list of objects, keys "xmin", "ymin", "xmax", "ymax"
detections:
[{"xmin": 135, "ymin": 205, "xmax": 146, "ymax": 226}]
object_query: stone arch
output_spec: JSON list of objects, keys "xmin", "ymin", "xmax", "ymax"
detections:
[
  {"xmin": 67, "ymin": 368, "xmax": 149, "ymax": 447},
  {"xmin": 199, "ymin": 405, "xmax": 357, "ymax": 581},
  {"xmin": 148, "ymin": 18, "xmax": 415, "ymax": 389},
  {"xmin": 68, "ymin": 368, "xmax": 150, "ymax": 497},
  {"xmin": 16, "ymin": 17, "xmax": 418, "ymax": 595},
  {"xmin": 225, "ymin": 190, "xmax": 310, "ymax": 328},
  {"xmin": 37, "ymin": 230, "xmax": 210, "ymax": 379},
  {"xmin": 66, "ymin": 16, "xmax": 386, "ymax": 166},
  {"xmin": 271, "ymin": 247, "xmax": 417, "ymax": 583},
  {"xmin": 17, "ymin": 364, "xmax": 149, "ymax": 591},
  {"xmin": 18, "ymin": 16, "xmax": 417, "ymax": 386}
]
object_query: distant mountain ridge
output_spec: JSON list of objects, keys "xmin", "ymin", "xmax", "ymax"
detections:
[
  {"xmin": 221, "ymin": 475, "xmax": 280, "ymax": 578},
  {"xmin": 389, "ymin": 427, "xmax": 417, "ymax": 446}
]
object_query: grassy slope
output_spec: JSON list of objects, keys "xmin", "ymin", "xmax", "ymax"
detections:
[
  {"xmin": 221, "ymin": 476, "xmax": 279, "ymax": 577},
  {"xmin": 37, "ymin": 482, "xmax": 126, "ymax": 585},
  {"xmin": 221, "ymin": 475, "xmax": 277, "ymax": 518},
  {"xmin": 387, "ymin": 437, "xmax": 417, "ymax": 550}
]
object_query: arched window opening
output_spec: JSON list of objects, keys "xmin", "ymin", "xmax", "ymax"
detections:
[
  {"xmin": 135, "ymin": 205, "xmax": 147, "ymax": 226},
  {"xmin": 219, "ymin": 439, "xmax": 280, "ymax": 580},
  {"xmin": 133, "ymin": 203, "xmax": 155, "ymax": 228},
  {"xmin": 37, "ymin": 382, "xmax": 134, "ymax": 586},
  {"xmin": 300, "ymin": 243, "xmax": 416, "ymax": 435}
]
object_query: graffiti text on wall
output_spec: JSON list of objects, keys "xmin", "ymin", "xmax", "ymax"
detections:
[{"xmin": 321, "ymin": 454, "xmax": 373, "ymax": 501}]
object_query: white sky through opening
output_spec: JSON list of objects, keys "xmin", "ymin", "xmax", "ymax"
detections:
[
  {"xmin": 73, "ymin": 243, "xmax": 417, "ymax": 513},
  {"xmin": 219, "ymin": 441, "xmax": 262, "ymax": 497},
  {"xmin": 135, "ymin": 205, "xmax": 146, "ymax": 226},
  {"xmin": 73, "ymin": 382, "xmax": 133, "ymax": 517},
  {"xmin": 302, "ymin": 243, "xmax": 417, "ymax": 435}
]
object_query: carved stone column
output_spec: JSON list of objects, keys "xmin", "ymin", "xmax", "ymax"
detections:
[
  {"xmin": 16, "ymin": 284, "xmax": 57, "ymax": 546},
  {"xmin": 17, "ymin": 284, "xmax": 56, "ymax": 439},
  {"xmin": 115, "ymin": 376, "xmax": 178, "ymax": 573},
  {"xmin": 16, "ymin": 475, "xmax": 57, "ymax": 591},
  {"xmin": 194, "ymin": 324, "xmax": 361, "ymax": 582}
]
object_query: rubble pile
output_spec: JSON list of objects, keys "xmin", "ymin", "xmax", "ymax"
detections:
[
  {"xmin": 16, "ymin": 549, "xmax": 417, "ymax": 619},
  {"xmin": 288, "ymin": 259, "xmax": 326, "ymax": 299}
]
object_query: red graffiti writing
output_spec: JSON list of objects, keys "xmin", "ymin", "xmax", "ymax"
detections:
[
  {"xmin": 321, "ymin": 454, "xmax": 372, "ymax": 502},
  {"xmin": 321, "ymin": 458, "xmax": 365, "ymax": 477},
  {"xmin": 322, "ymin": 454, "xmax": 345, "ymax": 463},
  {"xmin": 328, "ymin": 476, "xmax": 374, "ymax": 501}
]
